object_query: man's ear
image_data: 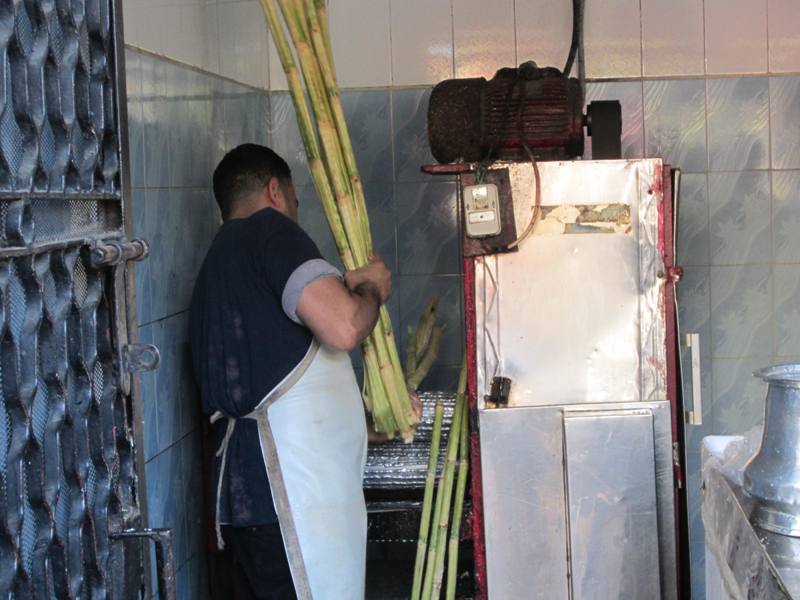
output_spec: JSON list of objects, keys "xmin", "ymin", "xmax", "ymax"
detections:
[{"xmin": 265, "ymin": 176, "xmax": 286, "ymax": 211}]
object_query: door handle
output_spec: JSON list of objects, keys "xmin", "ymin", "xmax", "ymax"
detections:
[
  {"xmin": 683, "ymin": 333, "xmax": 702, "ymax": 425},
  {"xmin": 111, "ymin": 528, "xmax": 176, "ymax": 600}
]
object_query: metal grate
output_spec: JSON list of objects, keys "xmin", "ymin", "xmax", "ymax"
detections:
[
  {"xmin": 0, "ymin": 0, "xmax": 143, "ymax": 593},
  {"xmin": 0, "ymin": 248, "xmax": 139, "ymax": 596},
  {"xmin": 0, "ymin": 0, "xmax": 121, "ymax": 194}
]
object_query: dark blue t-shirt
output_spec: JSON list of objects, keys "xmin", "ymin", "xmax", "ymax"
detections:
[{"xmin": 189, "ymin": 208, "xmax": 326, "ymax": 525}]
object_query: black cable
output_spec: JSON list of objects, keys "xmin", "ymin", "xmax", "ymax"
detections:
[{"xmin": 563, "ymin": 0, "xmax": 581, "ymax": 76}]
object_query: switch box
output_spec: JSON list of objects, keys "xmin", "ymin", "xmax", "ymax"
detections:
[{"xmin": 463, "ymin": 183, "xmax": 501, "ymax": 238}]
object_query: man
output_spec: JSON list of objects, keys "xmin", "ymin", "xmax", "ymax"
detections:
[{"xmin": 189, "ymin": 144, "xmax": 414, "ymax": 599}]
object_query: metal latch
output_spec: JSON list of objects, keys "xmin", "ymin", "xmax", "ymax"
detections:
[
  {"xmin": 111, "ymin": 528, "xmax": 176, "ymax": 600},
  {"xmin": 124, "ymin": 344, "xmax": 161, "ymax": 373},
  {"xmin": 90, "ymin": 238, "xmax": 150, "ymax": 268}
]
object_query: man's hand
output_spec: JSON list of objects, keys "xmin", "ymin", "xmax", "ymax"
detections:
[{"xmin": 345, "ymin": 256, "xmax": 391, "ymax": 304}]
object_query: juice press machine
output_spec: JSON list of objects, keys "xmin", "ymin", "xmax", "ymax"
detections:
[
  {"xmin": 429, "ymin": 63, "xmax": 691, "ymax": 599},
  {"xmin": 364, "ymin": 61, "xmax": 695, "ymax": 598}
]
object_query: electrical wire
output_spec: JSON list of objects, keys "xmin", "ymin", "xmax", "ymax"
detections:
[
  {"xmin": 563, "ymin": 0, "xmax": 581, "ymax": 77},
  {"xmin": 505, "ymin": 77, "xmax": 541, "ymax": 250}
]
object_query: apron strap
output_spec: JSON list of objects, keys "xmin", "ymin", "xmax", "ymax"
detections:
[{"xmin": 210, "ymin": 340, "xmax": 321, "ymax": 551}]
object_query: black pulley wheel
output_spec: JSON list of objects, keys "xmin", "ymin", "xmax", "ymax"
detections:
[{"xmin": 586, "ymin": 100, "xmax": 622, "ymax": 159}]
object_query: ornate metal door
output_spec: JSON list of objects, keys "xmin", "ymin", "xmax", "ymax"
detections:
[{"xmin": 0, "ymin": 0, "xmax": 160, "ymax": 595}]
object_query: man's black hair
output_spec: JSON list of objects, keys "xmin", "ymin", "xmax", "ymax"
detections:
[{"xmin": 213, "ymin": 144, "xmax": 292, "ymax": 220}]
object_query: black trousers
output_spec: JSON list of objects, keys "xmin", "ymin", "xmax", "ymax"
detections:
[{"xmin": 221, "ymin": 523, "xmax": 297, "ymax": 600}]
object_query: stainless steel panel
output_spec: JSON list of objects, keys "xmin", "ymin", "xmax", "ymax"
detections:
[
  {"xmin": 481, "ymin": 401, "xmax": 677, "ymax": 600},
  {"xmin": 480, "ymin": 407, "xmax": 569, "ymax": 600},
  {"xmin": 475, "ymin": 159, "xmax": 666, "ymax": 408},
  {"xmin": 563, "ymin": 409, "xmax": 662, "ymax": 600}
]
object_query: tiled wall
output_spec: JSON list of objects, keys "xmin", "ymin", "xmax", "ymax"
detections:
[
  {"xmin": 125, "ymin": 47, "xmax": 269, "ymax": 598},
  {"xmin": 121, "ymin": 0, "xmax": 800, "ymax": 598}
]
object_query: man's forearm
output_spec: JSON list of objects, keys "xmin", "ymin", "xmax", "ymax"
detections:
[{"xmin": 349, "ymin": 282, "xmax": 382, "ymax": 344}]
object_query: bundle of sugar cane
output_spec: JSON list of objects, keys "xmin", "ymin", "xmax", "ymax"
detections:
[
  {"xmin": 406, "ymin": 298, "xmax": 444, "ymax": 391},
  {"xmin": 413, "ymin": 360, "xmax": 469, "ymax": 600},
  {"xmin": 260, "ymin": 0, "xmax": 418, "ymax": 438}
]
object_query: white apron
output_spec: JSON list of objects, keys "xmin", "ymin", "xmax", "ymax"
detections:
[{"xmin": 213, "ymin": 340, "xmax": 368, "ymax": 600}]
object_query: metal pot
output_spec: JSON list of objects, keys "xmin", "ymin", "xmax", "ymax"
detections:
[{"xmin": 744, "ymin": 364, "xmax": 800, "ymax": 536}]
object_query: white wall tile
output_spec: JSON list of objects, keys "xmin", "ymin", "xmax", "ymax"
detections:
[
  {"xmin": 329, "ymin": 0, "xmax": 391, "ymax": 88},
  {"xmin": 161, "ymin": 5, "xmax": 214, "ymax": 71},
  {"xmin": 390, "ymin": 0, "xmax": 453, "ymax": 86},
  {"xmin": 641, "ymin": 0, "xmax": 704, "ymax": 76},
  {"xmin": 515, "ymin": 0, "xmax": 572, "ymax": 71},
  {"xmin": 205, "ymin": 3, "xmax": 220, "ymax": 74},
  {"xmin": 124, "ymin": 0, "xmax": 165, "ymax": 54},
  {"xmin": 268, "ymin": 35, "xmax": 288, "ymax": 91},
  {"xmin": 769, "ymin": 0, "xmax": 800, "ymax": 73},
  {"xmin": 705, "ymin": 0, "xmax": 768, "ymax": 74},
  {"xmin": 453, "ymin": 0, "xmax": 514, "ymax": 79},
  {"xmin": 584, "ymin": 0, "xmax": 642, "ymax": 78},
  {"xmin": 218, "ymin": 1, "xmax": 270, "ymax": 89}
]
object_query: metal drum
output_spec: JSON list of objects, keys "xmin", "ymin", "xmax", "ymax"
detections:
[{"xmin": 744, "ymin": 364, "xmax": 800, "ymax": 536}]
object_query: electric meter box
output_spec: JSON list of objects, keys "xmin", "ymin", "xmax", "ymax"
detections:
[{"xmin": 463, "ymin": 183, "xmax": 502, "ymax": 238}]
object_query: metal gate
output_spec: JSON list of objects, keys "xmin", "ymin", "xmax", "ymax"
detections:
[{"xmin": 0, "ymin": 0, "xmax": 160, "ymax": 595}]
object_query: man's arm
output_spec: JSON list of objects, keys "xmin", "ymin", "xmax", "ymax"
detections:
[{"xmin": 295, "ymin": 259, "xmax": 391, "ymax": 351}]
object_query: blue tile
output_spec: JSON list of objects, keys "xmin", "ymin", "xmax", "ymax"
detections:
[
  {"xmin": 399, "ymin": 275, "xmax": 464, "ymax": 367},
  {"xmin": 707, "ymin": 78, "xmax": 769, "ymax": 171},
  {"xmin": 584, "ymin": 81, "xmax": 644, "ymax": 160},
  {"xmin": 676, "ymin": 174, "xmax": 709, "ymax": 266},
  {"xmin": 125, "ymin": 51, "xmax": 146, "ymax": 189},
  {"xmin": 147, "ymin": 190, "xmax": 219, "ymax": 322},
  {"xmin": 396, "ymin": 181, "xmax": 460, "ymax": 276},
  {"xmin": 167, "ymin": 67, "xmax": 212, "ymax": 189},
  {"xmin": 682, "ymin": 351, "xmax": 712, "ymax": 453},
  {"xmin": 678, "ymin": 266, "xmax": 711, "ymax": 353},
  {"xmin": 711, "ymin": 357, "xmax": 769, "ymax": 435},
  {"xmin": 774, "ymin": 265, "xmax": 800, "ymax": 357},
  {"xmin": 141, "ymin": 55, "xmax": 172, "ymax": 188},
  {"xmin": 138, "ymin": 323, "xmax": 159, "ymax": 462},
  {"xmin": 708, "ymin": 171, "xmax": 770, "ymax": 265},
  {"xmin": 224, "ymin": 85, "xmax": 270, "ymax": 150},
  {"xmin": 644, "ymin": 79, "xmax": 707, "ymax": 172},
  {"xmin": 770, "ymin": 77, "xmax": 800, "ymax": 170},
  {"xmin": 153, "ymin": 320, "xmax": 179, "ymax": 453},
  {"xmin": 686, "ymin": 452, "xmax": 705, "ymax": 544},
  {"xmin": 341, "ymin": 89, "xmax": 393, "ymax": 183},
  {"xmin": 772, "ymin": 170, "xmax": 800, "ymax": 263},
  {"xmin": 392, "ymin": 88, "xmax": 436, "ymax": 183},
  {"xmin": 145, "ymin": 453, "xmax": 165, "ymax": 528},
  {"xmin": 297, "ymin": 184, "xmax": 342, "ymax": 268},
  {"xmin": 209, "ymin": 78, "xmax": 229, "ymax": 169},
  {"xmin": 269, "ymin": 92, "xmax": 312, "ymax": 189},
  {"xmin": 690, "ymin": 542, "xmax": 706, "ymax": 600},
  {"xmin": 363, "ymin": 179, "xmax": 397, "ymax": 274},
  {"xmin": 132, "ymin": 190, "xmax": 153, "ymax": 326},
  {"xmin": 710, "ymin": 265, "xmax": 772, "ymax": 358}
]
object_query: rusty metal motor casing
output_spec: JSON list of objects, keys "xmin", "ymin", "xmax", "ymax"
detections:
[{"xmin": 428, "ymin": 63, "xmax": 585, "ymax": 164}]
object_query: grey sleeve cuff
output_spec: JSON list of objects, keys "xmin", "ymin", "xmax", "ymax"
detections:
[{"xmin": 282, "ymin": 258, "xmax": 343, "ymax": 324}]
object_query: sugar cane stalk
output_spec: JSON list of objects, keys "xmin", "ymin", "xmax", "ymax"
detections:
[
  {"xmin": 407, "ymin": 327, "xmax": 443, "ymax": 392},
  {"xmin": 411, "ymin": 401, "xmax": 444, "ymax": 600},
  {"xmin": 261, "ymin": 0, "xmax": 419, "ymax": 437},
  {"xmin": 421, "ymin": 362, "xmax": 467, "ymax": 600},
  {"xmin": 427, "ymin": 362, "xmax": 467, "ymax": 598},
  {"xmin": 446, "ymin": 399, "xmax": 470, "ymax": 600}
]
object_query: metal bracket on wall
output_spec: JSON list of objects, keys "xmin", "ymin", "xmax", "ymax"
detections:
[
  {"xmin": 124, "ymin": 344, "xmax": 161, "ymax": 374},
  {"xmin": 110, "ymin": 529, "xmax": 176, "ymax": 600},
  {"xmin": 91, "ymin": 238, "xmax": 150, "ymax": 268}
]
